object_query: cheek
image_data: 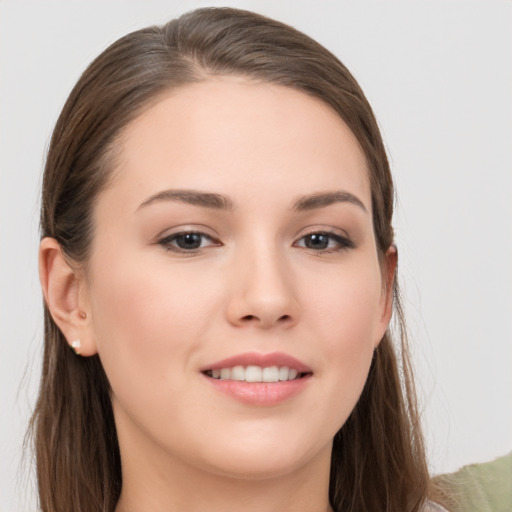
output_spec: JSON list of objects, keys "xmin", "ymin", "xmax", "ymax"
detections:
[
  {"xmin": 300, "ymin": 260, "xmax": 383, "ymax": 412},
  {"xmin": 86, "ymin": 252, "xmax": 219, "ymax": 397},
  {"xmin": 305, "ymin": 262, "xmax": 383, "ymax": 350}
]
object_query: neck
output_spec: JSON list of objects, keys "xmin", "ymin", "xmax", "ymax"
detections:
[{"xmin": 115, "ymin": 434, "xmax": 333, "ymax": 512}]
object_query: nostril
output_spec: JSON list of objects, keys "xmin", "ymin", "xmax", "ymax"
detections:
[{"xmin": 238, "ymin": 313, "xmax": 294, "ymax": 327}]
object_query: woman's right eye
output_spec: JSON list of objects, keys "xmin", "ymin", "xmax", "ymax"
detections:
[{"xmin": 158, "ymin": 231, "xmax": 220, "ymax": 253}]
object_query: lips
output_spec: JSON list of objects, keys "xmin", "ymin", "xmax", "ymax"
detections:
[{"xmin": 200, "ymin": 352, "xmax": 313, "ymax": 405}]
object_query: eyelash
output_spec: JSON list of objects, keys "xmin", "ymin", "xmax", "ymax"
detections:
[{"xmin": 157, "ymin": 229, "xmax": 355, "ymax": 254}]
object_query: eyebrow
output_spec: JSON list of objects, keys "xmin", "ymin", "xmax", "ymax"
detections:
[
  {"xmin": 136, "ymin": 189, "xmax": 367, "ymax": 213},
  {"xmin": 292, "ymin": 191, "xmax": 367, "ymax": 213},
  {"xmin": 137, "ymin": 189, "xmax": 235, "ymax": 212}
]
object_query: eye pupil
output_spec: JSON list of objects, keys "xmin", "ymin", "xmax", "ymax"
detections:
[
  {"xmin": 176, "ymin": 233, "xmax": 202, "ymax": 249},
  {"xmin": 306, "ymin": 233, "xmax": 329, "ymax": 249}
]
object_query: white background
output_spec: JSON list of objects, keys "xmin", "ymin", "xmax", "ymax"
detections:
[{"xmin": 1, "ymin": 1, "xmax": 511, "ymax": 510}]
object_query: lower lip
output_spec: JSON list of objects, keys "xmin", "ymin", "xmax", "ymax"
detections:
[{"xmin": 203, "ymin": 374, "xmax": 312, "ymax": 405}]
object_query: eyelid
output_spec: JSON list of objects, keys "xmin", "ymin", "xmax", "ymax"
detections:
[
  {"xmin": 156, "ymin": 227, "xmax": 355, "ymax": 254},
  {"xmin": 299, "ymin": 226, "xmax": 351, "ymax": 240},
  {"xmin": 294, "ymin": 228, "xmax": 355, "ymax": 253},
  {"xmin": 157, "ymin": 229, "xmax": 221, "ymax": 253}
]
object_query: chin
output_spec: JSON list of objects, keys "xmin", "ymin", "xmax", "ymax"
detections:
[
  {"xmin": 202, "ymin": 453, "xmax": 312, "ymax": 481},
  {"xmin": 192, "ymin": 431, "xmax": 333, "ymax": 481}
]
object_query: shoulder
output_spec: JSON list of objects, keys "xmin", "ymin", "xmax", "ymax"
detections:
[{"xmin": 433, "ymin": 452, "xmax": 512, "ymax": 512}]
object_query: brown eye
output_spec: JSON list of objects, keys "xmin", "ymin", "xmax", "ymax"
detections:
[
  {"xmin": 295, "ymin": 231, "xmax": 355, "ymax": 252},
  {"xmin": 158, "ymin": 231, "xmax": 219, "ymax": 252},
  {"xmin": 173, "ymin": 233, "xmax": 203, "ymax": 250},
  {"xmin": 304, "ymin": 233, "xmax": 330, "ymax": 250}
]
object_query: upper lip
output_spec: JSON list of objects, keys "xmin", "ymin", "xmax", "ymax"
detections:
[{"xmin": 200, "ymin": 351, "xmax": 313, "ymax": 373}]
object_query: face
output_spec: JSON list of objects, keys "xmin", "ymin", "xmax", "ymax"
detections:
[{"xmin": 82, "ymin": 77, "xmax": 393, "ymax": 480}]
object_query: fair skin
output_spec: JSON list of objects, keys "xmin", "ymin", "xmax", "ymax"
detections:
[{"xmin": 40, "ymin": 77, "xmax": 396, "ymax": 512}]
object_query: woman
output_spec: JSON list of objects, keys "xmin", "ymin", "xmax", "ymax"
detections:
[{"xmin": 32, "ymin": 7, "xmax": 452, "ymax": 511}]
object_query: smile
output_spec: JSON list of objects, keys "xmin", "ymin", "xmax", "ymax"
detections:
[
  {"xmin": 203, "ymin": 365, "xmax": 308, "ymax": 382},
  {"xmin": 201, "ymin": 352, "xmax": 313, "ymax": 405}
]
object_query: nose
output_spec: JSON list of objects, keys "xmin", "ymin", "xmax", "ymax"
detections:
[{"xmin": 225, "ymin": 243, "xmax": 299, "ymax": 330}]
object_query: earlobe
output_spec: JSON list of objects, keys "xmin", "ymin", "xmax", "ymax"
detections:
[
  {"xmin": 384, "ymin": 244, "xmax": 398, "ymax": 318},
  {"xmin": 375, "ymin": 244, "xmax": 398, "ymax": 347},
  {"xmin": 39, "ymin": 237, "xmax": 97, "ymax": 356}
]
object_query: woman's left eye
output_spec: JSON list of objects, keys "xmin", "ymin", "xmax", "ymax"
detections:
[
  {"xmin": 158, "ymin": 231, "xmax": 219, "ymax": 252},
  {"xmin": 294, "ymin": 231, "xmax": 355, "ymax": 252}
]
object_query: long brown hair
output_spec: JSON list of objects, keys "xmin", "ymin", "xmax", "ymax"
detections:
[{"xmin": 32, "ymin": 7, "xmax": 447, "ymax": 511}]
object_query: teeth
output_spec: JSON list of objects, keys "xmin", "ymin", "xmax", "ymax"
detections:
[
  {"xmin": 262, "ymin": 366, "xmax": 279, "ymax": 382},
  {"xmin": 231, "ymin": 365, "xmax": 245, "ymax": 381},
  {"xmin": 278, "ymin": 366, "xmax": 290, "ymax": 381},
  {"xmin": 207, "ymin": 365, "xmax": 303, "ymax": 382},
  {"xmin": 245, "ymin": 365, "xmax": 263, "ymax": 382}
]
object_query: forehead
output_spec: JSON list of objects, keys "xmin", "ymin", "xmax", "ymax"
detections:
[{"xmin": 103, "ymin": 77, "xmax": 371, "ymax": 213}]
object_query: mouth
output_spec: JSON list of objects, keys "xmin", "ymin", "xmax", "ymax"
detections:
[
  {"xmin": 202, "ymin": 365, "xmax": 311, "ymax": 382},
  {"xmin": 200, "ymin": 352, "xmax": 313, "ymax": 405}
]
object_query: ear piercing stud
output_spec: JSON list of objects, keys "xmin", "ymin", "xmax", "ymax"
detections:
[{"xmin": 71, "ymin": 339, "xmax": 82, "ymax": 355}]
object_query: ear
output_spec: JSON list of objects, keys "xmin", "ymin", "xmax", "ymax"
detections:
[
  {"xmin": 375, "ymin": 244, "xmax": 398, "ymax": 347},
  {"xmin": 39, "ymin": 237, "xmax": 97, "ymax": 356}
]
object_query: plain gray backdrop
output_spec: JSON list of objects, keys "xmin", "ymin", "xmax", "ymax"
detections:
[{"xmin": 1, "ymin": 1, "xmax": 511, "ymax": 510}]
